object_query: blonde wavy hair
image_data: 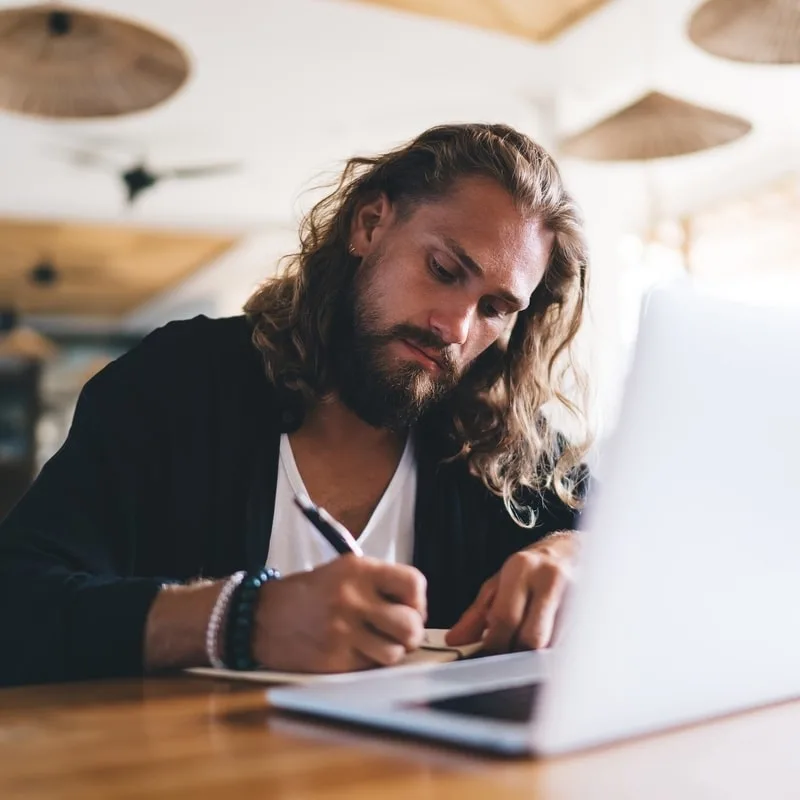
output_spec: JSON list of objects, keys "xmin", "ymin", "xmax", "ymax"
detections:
[{"xmin": 245, "ymin": 123, "xmax": 591, "ymax": 526}]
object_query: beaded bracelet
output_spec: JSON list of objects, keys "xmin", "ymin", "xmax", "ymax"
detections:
[
  {"xmin": 205, "ymin": 571, "xmax": 246, "ymax": 669},
  {"xmin": 224, "ymin": 567, "xmax": 281, "ymax": 671}
]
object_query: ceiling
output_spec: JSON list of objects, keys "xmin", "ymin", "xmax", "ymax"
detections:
[
  {"xmin": 0, "ymin": 218, "xmax": 235, "ymax": 316},
  {"xmin": 0, "ymin": 0, "xmax": 795, "ymax": 332}
]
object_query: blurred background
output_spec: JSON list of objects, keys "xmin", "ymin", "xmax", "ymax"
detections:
[{"xmin": 1, "ymin": 0, "xmax": 798, "ymax": 517}]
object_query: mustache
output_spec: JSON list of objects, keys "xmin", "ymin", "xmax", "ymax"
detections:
[{"xmin": 384, "ymin": 323, "xmax": 455, "ymax": 371}]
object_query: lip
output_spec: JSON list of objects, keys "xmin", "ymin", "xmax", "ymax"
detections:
[{"xmin": 397, "ymin": 339, "xmax": 443, "ymax": 371}]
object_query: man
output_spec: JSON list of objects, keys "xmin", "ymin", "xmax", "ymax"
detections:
[{"xmin": 0, "ymin": 123, "xmax": 591, "ymax": 686}]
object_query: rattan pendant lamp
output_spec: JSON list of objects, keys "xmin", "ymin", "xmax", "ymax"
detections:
[
  {"xmin": 688, "ymin": 0, "xmax": 800, "ymax": 64},
  {"xmin": 0, "ymin": 308, "xmax": 58, "ymax": 361},
  {"xmin": 559, "ymin": 91, "xmax": 752, "ymax": 161},
  {"xmin": 0, "ymin": 3, "xmax": 189, "ymax": 118}
]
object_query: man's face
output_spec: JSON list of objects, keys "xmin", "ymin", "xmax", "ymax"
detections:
[{"xmin": 332, "ymin": 176, "xmax": 553, "ymax": 430}]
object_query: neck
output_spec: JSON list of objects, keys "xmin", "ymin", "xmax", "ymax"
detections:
[{"xmin": 297, "ymin": 393, "xmax": 406, "ymax": 454}]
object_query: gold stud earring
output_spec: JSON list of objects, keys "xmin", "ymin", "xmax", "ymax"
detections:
[{"xmin": 349, "ymin": 243, "xmax": 358, "ymax": 256}]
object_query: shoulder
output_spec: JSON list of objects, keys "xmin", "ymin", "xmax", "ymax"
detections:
[
  {"xmin": 132, "ymin": 314, "xmax": 252, "ymax": 360},
  {"xmin": 98, "ymin": 314, "xmax": 253, "ymax": 378},
  {"xmin": 78, "ymin": 315, "xmax": 263, "ymax": 420}
]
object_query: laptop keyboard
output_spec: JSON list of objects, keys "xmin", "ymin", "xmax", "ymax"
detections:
[{"xmin": 415, "ymin": 682, "xmax": 541, "ymax": 723}]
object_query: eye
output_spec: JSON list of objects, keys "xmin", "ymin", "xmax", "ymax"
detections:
[
  {"xmin": 479, "ymin": 299, "xmax": 507, "ymax": 319},
  {"xmin": 430, "ymin": 257, "xmax": 457, "ymax": 284}
]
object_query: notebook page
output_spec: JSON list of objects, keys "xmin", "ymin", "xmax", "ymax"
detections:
[{"xmin": 186, "ymin": 629, "xmax": 483, "ymax": 684}]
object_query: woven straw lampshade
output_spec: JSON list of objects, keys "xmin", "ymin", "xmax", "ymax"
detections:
[
  {"xmin": 0, "ymin": 3, "xmax": 189, "ymax": 119},
  {"xmin": 560, "ymin": 91, "xmax": 752, "ymax": 161},
  {"xmin": 0, "ymin": 327, "xmax": 58, "ymax": 361},
  {"xmin": 689, "ymin": 0, "xmax": 800, "ymax": 64}
]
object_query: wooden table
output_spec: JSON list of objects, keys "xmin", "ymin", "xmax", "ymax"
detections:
[{"xmin": 1, "ymin": 676, "xmax": 799, "ymax": 799}]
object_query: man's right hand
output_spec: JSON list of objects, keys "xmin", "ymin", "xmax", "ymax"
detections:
[{"xmin": 251, "ymin": 556, "xmax": 427, "ymax": 673}]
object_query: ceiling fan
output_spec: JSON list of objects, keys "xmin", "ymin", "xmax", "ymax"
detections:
[{"xmin": 50, "ymin": 142, "xmax": 243, "ymax": 205}]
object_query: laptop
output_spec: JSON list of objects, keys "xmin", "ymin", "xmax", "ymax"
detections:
[{"xmin": 269, "ymin": 285, "xmax": 800, "ymax": 756}]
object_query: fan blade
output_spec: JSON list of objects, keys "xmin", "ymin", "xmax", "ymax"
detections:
[
  {"xmin": 45, "ymin": 145, "xmax": 125, "ymax": 171},
  {"xmin": 65, "ymin": 134, "xmax": 150, "ymax": 164},
  {"xmin": 158, "ymin": 162, "xmax": 242, "ymax": 180}
]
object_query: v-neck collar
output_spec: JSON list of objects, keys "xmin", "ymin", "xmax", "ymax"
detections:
[{"xmin": 278, "ymin": 433, "xmax": 414, "ymax": 544}]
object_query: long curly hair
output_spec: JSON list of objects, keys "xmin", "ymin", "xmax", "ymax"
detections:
[{"xmin": 244, "ymin": 123, "xmax": 591, "ymax": 526}]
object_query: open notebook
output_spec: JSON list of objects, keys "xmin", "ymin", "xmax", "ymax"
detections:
[{"xmin": 186, "ymin": 629, "xmax": 484, "ymax": 685}]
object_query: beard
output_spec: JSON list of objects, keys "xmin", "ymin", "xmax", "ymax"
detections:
[{"xmin": 328, "ymin": 254, "xmax": 461, "ymax": 431}]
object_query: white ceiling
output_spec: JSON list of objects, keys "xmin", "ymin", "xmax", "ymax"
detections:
[{"xmin": 1, "ymin": 0, "xmax": 797, "ymax": 331}]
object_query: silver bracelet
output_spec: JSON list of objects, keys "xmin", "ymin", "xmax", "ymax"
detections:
[{"xmin": 205, "ymin": 571, "xmax": 246, "ymax": 669}]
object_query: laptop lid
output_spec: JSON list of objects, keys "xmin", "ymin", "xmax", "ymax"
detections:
[{"xmin": 533, "ymin": 285, "xmax": 800, "ymax": 753}]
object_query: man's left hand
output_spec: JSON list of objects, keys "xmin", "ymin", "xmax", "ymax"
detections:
[{"xmin": 445, "ymin": 531, "xmax": 579, "ymax": 652}]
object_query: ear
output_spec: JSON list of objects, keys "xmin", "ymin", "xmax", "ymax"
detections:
[{"xmin": 350, "ymin": 193, "xmax": 394, "ymax": 257}]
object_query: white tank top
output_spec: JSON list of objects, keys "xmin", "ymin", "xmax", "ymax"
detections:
[{"xmin": 266, "ymin": 433, "xmax": 417, "ymax": 575}]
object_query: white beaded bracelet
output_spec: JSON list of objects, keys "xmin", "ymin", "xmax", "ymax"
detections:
[{"xmin": 205, "ymin": 571, "xmax": 246, "ymax": 669}]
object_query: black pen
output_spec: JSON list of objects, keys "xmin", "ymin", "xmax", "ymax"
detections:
[{"xmin": 293, "ymin": 493, "xmax": 364, "ymax": 557}]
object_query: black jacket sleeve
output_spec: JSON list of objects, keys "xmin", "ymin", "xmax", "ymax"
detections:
[{"xmin": 0, "ymin": 323, "xmax": 190, "ymax": 686}]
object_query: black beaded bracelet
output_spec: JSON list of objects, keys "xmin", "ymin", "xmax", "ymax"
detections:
[{"xmin": 224, "ymin": 567, "xmax": 281, "ymax": 671}]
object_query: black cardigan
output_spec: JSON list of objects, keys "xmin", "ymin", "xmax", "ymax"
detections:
[{"xmin": 0, "ymin": 315, "xmax": 582, "ymax": 686}]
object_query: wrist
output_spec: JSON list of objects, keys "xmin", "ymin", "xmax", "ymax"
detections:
[
  {"xmin": 249, "ymin": 577, "xmax": 288, "ymax": 670},
  {"xmin": 533, "ymin": 529, "xmax": 580, "ymax": 558},
  {"xmin": 144, "ymin": 580, "xmax": 224, "ymax": 672},
  {"xmin": 224, "ymin": 567, "xmax": 281, "ymax": 671}
]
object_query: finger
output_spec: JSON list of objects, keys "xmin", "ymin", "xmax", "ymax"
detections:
[
  {"xmin": 550, "ymin": 583, "xmax": 574, "ymax": 646},
  {"xmin": 365, "ymin": 600, "xmax": 426, "ymax": 651},
  {"xmin": 372, "ymin": 563, "xmax": 428, "ymax": 619},
  {"xmin": 482, "ymin": 556, "xmax": 531, "ymax": 652},
  {"xmin": 516, "ymin": 567, "xmax": 567, "ymax": 650},
  {"xmin": 445, "ymin": 578, "xmax": 497, "ymax": 645},
  {"xmin": 321, "ymin": 646, "xmax": 376, "ymax": 674},
  {"xmin": 351, "ymin": 624, "xmax": 409, "ymax": 668}
]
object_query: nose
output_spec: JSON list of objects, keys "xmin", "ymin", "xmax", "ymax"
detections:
[{"xmin": 429, "ymin": 301, "xmax": 476, "ymax": 347}]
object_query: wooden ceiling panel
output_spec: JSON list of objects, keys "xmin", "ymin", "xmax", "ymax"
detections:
[
  {"xmin": 0, "ymin": 219, "xmax": 237, "ymax": 317},
  {"xmin": 350, "ymin": 0, "xmax": 611, "ymax": 42}
]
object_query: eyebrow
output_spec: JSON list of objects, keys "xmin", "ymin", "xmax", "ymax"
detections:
[{"xmin": 440, "ymin": 236, "xmax": 528, "ymax": 310}]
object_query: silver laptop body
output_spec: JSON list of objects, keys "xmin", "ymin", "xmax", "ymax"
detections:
[{"xmin": 269, "ymin": 286, "xmax": 800, "ymax": 755}]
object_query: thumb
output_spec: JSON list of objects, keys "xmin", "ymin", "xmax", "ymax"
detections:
[{"xmin": 445, "ymin": 578, "xmax": 497, "ymax": 646}]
